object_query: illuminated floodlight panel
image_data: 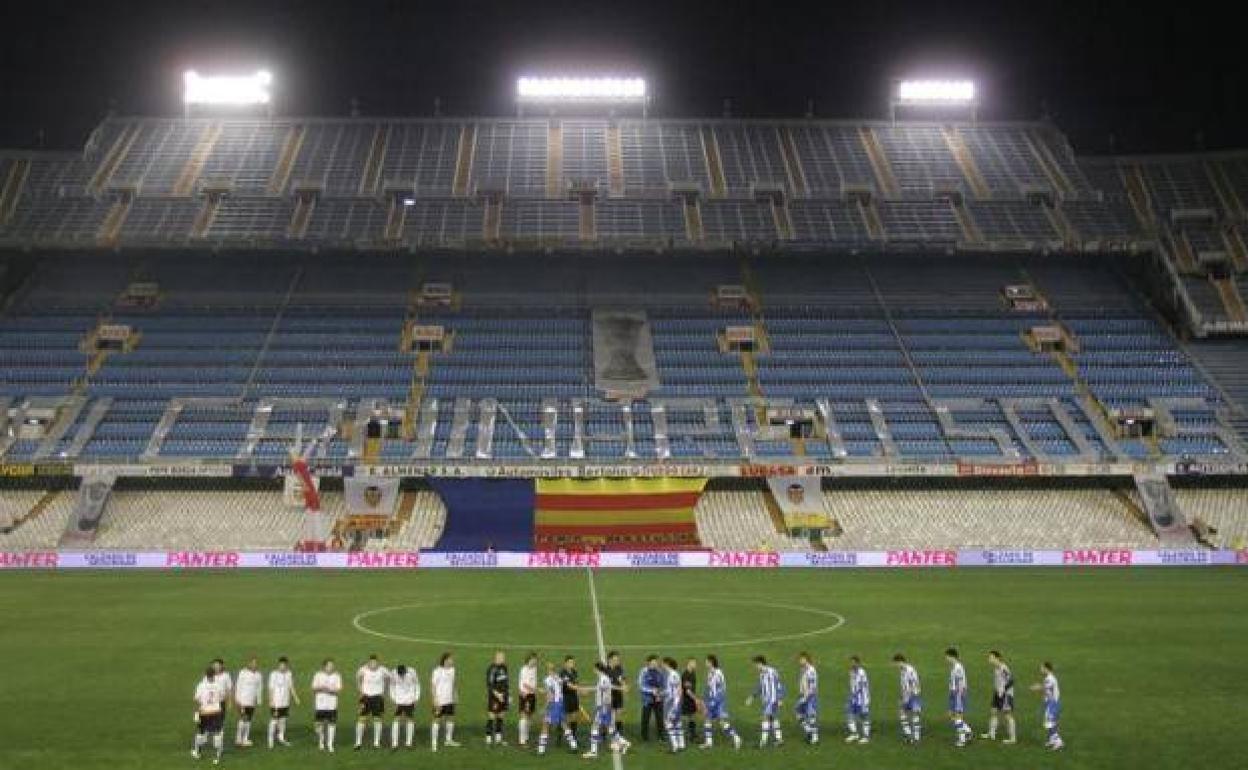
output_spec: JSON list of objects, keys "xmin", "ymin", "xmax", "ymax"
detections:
[
  {"xmin": 183, "ymin": 70, "xmax": 273, "ymax": 106},
  {"xmin": 516, "ymin": 76, "xmax": 647, "ymax": 102},
  {"xmin": 897, "ymin": 79, "xmax": 976, "ymax": 104}
]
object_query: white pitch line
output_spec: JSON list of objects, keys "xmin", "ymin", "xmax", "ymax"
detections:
[{"xmin": 585, "ymin": 567, "xmax": 624, "ymax": 770}]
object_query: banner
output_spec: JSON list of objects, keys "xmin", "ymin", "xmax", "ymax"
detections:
[
  {"xmin": 0, "ymin": 548, "xmax": 1245, "ymax": 570},
  {"xmin": 61, "ymin": 459, "xmax": 1200, "ymax": 480},
  {"xmin": 343, "ymin": 476, "xmax": 400, "ymax": 517},
  {"xmin": 765, "ymin": 475, "xmax": 826, "ymax": 528}
]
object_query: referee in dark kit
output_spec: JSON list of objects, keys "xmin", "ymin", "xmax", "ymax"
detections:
[
  {"xmin": 606, "ymin": 651, "xmax": 627, "ymax": 736},
  {"xmin": 559, "ymin": 656, "xmax": 583, "ymax": 744}
]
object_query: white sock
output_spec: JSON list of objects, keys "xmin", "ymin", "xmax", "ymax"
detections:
[
  {"xmin": 391, "ymin": 722, "xmax": 400, "ymax": 747},
  {"xmin": 212, "ymin": 734, "xmax": 224, "ymax": 758},
  {"xmin": 315, "ymin": 723, "xmax": 325, "ymax": 747},
  {"xmin": 326, "ymin": 724, "xmax": 336, "ymax": 747},
  {"xmin": 1006, "ymin": 716, "xmax": 1016, "ymax": 741},
  {"xmin": 373, "ymin": 721, "xmax": 382, "ymax": 746},
  {"xmin": 279, "ymin": 717, "xmax": 287, "ymax": 741},
  {"xmin": 759, "ymin": 721, "xmax": 769, "ymax": 746},
  {"xmin": 431, "ymin": 721, "xmax": 440, "ymax": 748},
  {"xmin": 519, "ymin": 716, "xmax": 529, "ymax": 744},
  {"xmin": 194, "ymin": 733, "xmax": 206, "ymax": 751},
  {"xmin": 355, "ymin": 722, "xmax": 365, "ymax": 746},
  {"xmin": 446, "ymin": 721, "xmax": 455, "ymax": 742},
  {"xmin": 268, "ymin": 720, "xmax": 276, "ymax": 746},
  {"xmin": 988, "ymin": 715, "xmax": 998, "ymax": 738},
  {"xmin": 406, "ymin": 721, "xmax": 414, "ymax": 746}
]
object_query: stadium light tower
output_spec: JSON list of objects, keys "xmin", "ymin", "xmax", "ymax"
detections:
[
  {"xmin": 890, "ymin": 78, "xmax": 978, "ymax": 123},
  {"xmin": 183, "ymin": 69, "xmax": 274, "ymax": 117},
  {"xmin": 515, "ymin": 76, "xmax": 649, "ymax": 117}
]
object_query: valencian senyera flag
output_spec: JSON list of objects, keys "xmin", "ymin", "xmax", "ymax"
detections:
[{"xmin": 534, "ymin": 477, "xmax": 707, "ymax": 551}]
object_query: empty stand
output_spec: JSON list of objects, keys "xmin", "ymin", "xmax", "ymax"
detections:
[
  {"xmin": 695, "ymin": 490, "xmax": 812, "ymax": 551},
  {"xmin": 823, "ymin": 482, "xmax": 1157, "ymax": 549}
]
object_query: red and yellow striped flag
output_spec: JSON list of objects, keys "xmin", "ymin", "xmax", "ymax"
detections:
[{"xmin": 534, "ymin": 477, "xmax": 707, "ymax": 551}]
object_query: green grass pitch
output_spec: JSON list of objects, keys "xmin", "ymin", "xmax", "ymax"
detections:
[{"xmin": 1, "ymin": 567, "xmax": 1244, "ymax": 769}]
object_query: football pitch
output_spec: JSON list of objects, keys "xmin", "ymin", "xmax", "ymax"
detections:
[{"xmin": 1, "ymin": 567, "xmax": 1244, "ymax": 769}]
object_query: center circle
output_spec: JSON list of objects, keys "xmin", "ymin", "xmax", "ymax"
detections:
[{"xmin": 353, "ymin": 597, "xmax": 846, "ymax": 650}]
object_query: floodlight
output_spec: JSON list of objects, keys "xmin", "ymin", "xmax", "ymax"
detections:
[
  {"xmin": 183, "ymin": 69, "xmax": 273, "ymax": 106},
  {"xmin": 896, "ymin": 79, "xmax": 976, "ymax": 104},
  {"xmin": 516, "ymin": 76, "xmax": 647, "ymax": 102}
]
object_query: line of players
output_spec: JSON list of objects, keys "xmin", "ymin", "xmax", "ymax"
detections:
[{"xmin": 190, "ymin": 646, "xmax": 1065, "ymax": 764}]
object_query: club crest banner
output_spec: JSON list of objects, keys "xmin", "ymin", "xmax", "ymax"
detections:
[
  {"xmin": 766, "ymin": 475, "xmax": 826, "ymax": 527},
  {"xmin": 344, "ymin": 476, "xmax": 400, "ymax": 517}
]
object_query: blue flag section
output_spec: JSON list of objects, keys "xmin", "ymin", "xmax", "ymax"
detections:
[{"xmin": 429, "ymin": 479, "xmax": 536, "ymax": 551}]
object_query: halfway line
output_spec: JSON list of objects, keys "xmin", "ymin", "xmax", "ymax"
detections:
[{"xmin": 585, "ymin": 567, "xmax": 624, "ymax": 770}]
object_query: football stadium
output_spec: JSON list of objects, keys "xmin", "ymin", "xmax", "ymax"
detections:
[{"xmin": 1, "ymin": 3, "xmax": 1247, "ymax": 769}]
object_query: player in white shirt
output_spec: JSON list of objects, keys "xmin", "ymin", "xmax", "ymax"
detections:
[
  {"xmin": 210, "ymin": 659, "xmax": 233, "ymax": 714},
  {"xmin": 354, "ymin": 654, "xmax": 391, "ymax": 750},
  {"xmin": 538, "ymin": 659, "xmax": 579, "ymax": 755},
  {"xmin": 945, "ymin": 647, "xmax": 973, "ymax": 747},
  {"xmin": 266, "ymin": 657, "xmax": 299, "ymax": 749},
  {"xmin": 1029, "ymin": 661, "xmax": 1064, "ymax": 751},
  {"xmin": 517, "ymin": 652, "xmax": 539, "ymax": 747},
  {"xmin": 983, "ymin": 650, "xmax": 1017, "ymax": 744},
  {"xmin": 845, "ymin": 655, "xmax": 871, "ymax": 744},
  {"xmin": 311, "ymin": 659, "xmax": 343, "ymax": 752},
  {"xmin": 389, "ymin": 663, "xmax": 421, "ymax": 749},
  {"xmin": 892, "ymin": 653, "xmax": 923, "ymax": 744},
  {"xmin": 192, "ymin": 667, "xmax": 227, "ymax": 765},
  {"xmin": 430, "ymin": 652, "xmax": 460, "ymax": 750},
  {"xmin": 233, "ymin": 657, "xmax": 263, "ymax": 748}
]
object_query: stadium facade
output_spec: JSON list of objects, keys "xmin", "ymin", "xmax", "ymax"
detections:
[{"xmin": 2, "ymin": 111, "xmax": 1247, "ymax": 554}]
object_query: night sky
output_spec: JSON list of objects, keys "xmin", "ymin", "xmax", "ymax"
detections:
[{"xmin": 0, "ymin": 0, "xmax": 1239, "ymax": 155}]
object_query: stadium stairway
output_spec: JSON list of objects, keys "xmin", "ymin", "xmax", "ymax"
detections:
[{"xmin": 1180, "ymin": 337, "xmax": 1248, "ymax": 447}]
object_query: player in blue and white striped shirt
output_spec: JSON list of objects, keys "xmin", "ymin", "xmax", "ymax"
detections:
[
  {"xmin": 1029, "ymin": 662, "xmax": 1064, "ymax": 751},
  {"xmin": 745, "ymin": 655, "xmax": 784, "ymax": 748},
  {"xmin": 795, "ymin": 653, "xmax": 820, "ymax": 745},
  {"xmin": 661, "ymin": 658, "xmax": 687, "ymax": 753},
  {"xmin": 945, "ymin": 648, "xmax": 974, "ymax": 747},
  {"xmin": 699, "ymin": 655, "xmax": 742, "ymax": 750},
  {"xmin": 892, "ymin": 653, "xmax": 923, "ymax": 744},
  {"xmin": 844, "ymin": 655, "xmax": 871, "ymax": 744},
  {"xmin": 579, "ymin": 661, "xmax": 631, "ymax": 759},
  {"xmin": 536, "ymin": 661, "xmax": 577, "ymax": 755}
]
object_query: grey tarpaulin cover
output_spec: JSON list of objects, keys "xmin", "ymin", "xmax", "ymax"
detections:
[{"xmin": 592, "ymin": 309, "xmax": 660, "ymax": 398}]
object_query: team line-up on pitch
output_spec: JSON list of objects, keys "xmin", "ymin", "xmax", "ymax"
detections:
[{"xmin": 190, "ymin": 647, "xmax": 1065, "ymax": 764}]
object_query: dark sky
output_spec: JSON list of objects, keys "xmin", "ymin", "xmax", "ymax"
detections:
[{"xmin": 1, "ymin": 0, "xmax": 1240, "ymax": 155}]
